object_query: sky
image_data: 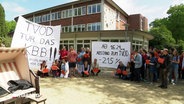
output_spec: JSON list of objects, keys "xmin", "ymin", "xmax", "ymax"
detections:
[{"xmin": 1, "ymin": 0, "xmax": 184, "ymax": 25}]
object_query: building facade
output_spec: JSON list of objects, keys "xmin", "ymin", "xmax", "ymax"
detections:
[{"xmin": 20, "ymin": 0, "xmax": 152, "ymax": 51}]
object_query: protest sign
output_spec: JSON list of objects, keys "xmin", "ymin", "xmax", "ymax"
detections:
[
  {"xmin": 92, "ymin": 42, "xmax": 131, "ymax": 68},
  {"xmin": 11, "ymin": 16, "xmax": 61, "ymax": 69}
]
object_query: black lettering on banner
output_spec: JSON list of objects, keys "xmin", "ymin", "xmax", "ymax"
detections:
[
  {"xmin": 119, "ymin": 50, "xmax": 129, "ymax": 56},
  {"xmin": 101, "ymin": 44, "xmax": 108, "ymax": 49},
  {"xmin": 40, "ymin": 38, "xmax": 55, "ymax": 45},
  {"xmin": 115, "ymin": 58, "xmax": 121, "ymax": 64},
  {"xmin": 111, "ymin": 51, "xmax": 118, "ymax": 56},
  {"xmin": 25, "ymin": 21, "xmax": 53, "ymax": 36},
  {"xmin": 96, "ymin": 51, "xmax": 109, "ymax": 55},
  {"xmin": 117, "ymin": 45, "xmax": 123, "ymax": 50},
  {"xmin": 40, "ymin": 48, "xmax": 47, "ymax": 57},
  {"xmin": 46, "ymin": 27, "xmax": 53, "ymax": 36},
  {"xmin": 110, "ymin": 45, "xmax": 115, "ymax": 50},
  {"xmin": 31, "ymin": 46, "xmax": 39, "ymax": 56},
  {"xmin": 102, "ymin": 57, "xmax": 113, "ymax": 64},
  {"xmin": 39, "ymin": 26, "xmax": 47, "ymax": 35},
  {"xmin": 20, "ymin": 32, "xmax": 35, "ymax": 42}
]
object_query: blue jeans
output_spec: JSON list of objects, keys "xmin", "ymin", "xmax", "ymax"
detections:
[
  {"xmin": 149, "ymin": 67, "xmax": 157, "ymax": 82},
  {"xmin": 170, "ymin": 64, "xmax": 178, "ymax": 83}
]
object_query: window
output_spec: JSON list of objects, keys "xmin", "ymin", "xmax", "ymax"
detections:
[
  {"xmin": 78, "ymin": 7, "xmax": 82, "ymax": 16},
  {"xmin": 73, "ymin": 24, "xmax": 86, "ymax": 32},
  {"xmin": 47, "ymin": 14, "xmax": 50, "ymax": 21},
  {"xmin": 57, "ymin": 11, "xmax": 61, "ymax": 19},
  {"xmin": 60, "ymin": 40, "xmax": 75, "ymax": 51},
  {"xmin": 74, "ymin": 6, "xmax": 86, "ymax": 16},
  {"xmin": 42, "ymin": 14, "xmax": 47, "ymax": 22},
  {"xmin": 87, "ymin": 3, "xmax": 101, "ymax": 14},
  {"xmin": 52, "ymin": 13, "xmax": 55, "ymax": 20},
  {"xmin": 82, "ymin": 25, "xmax": 86, "ymax": 31},
  {"xmin": 62, "ymin": 9, "xmax": 73, "ymax": 18},
  {"xmin": 82, "ymin": 6, "xmax": 86, "ymax": 15},
  {"xmin": 62, "ymin": 26, "xmax": 72, "ymax": 33},
  {"xmin": 88, "ymin": 24, "xmax": 92, "ymax": 31},
  {"xmin": 87, "ymin": 22, "xmax": 101, "ymax": 31},
  {"xmin": 55, "ymin": 12, "xmax": 58, "ymax": 20},
  {"xmin": 92, "ymin": 5, "xmax": 96, "ymax": 13},
  {"xmin": 97, "ymin": 4, "xmax": 101, "ymax": 13},
  {"xmin": 34, "ymin": 16, "xmax": 42, "ymax": 23},
  {"xmin": 68, "ymin": 26, "xmax": 72, "ymax": 32},
  {"xmin": 69, "ymin": 9, "xmax": 73, "ymax": 17},
  {"xmin": 88, "ymin": 5, "xmax": 92, "ymax": 14},
  {"xmin": 74, "ymin": 8, "xmax": 78, "ymax": 16},
  {"xmin": 74, "ymin": 25, "xmax": 78, "ymax": 32}
]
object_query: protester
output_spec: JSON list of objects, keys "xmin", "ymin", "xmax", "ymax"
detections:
[
  {"xmin": 113, "ymin": 61, "xmax": 126, "ymax": 79},
  {"xmin": 148, "ymin": 52, "xmax": 157, "ymax": 84},
  {"xmin": 84, "ymin": 47, "xmax": 92, "ymax": 66},
  {"xmin": 59, "ymin": 46, "xmax": 68, "ymax": 61},
  {"xmin": 37, "ymin": 60, "xmax": 49, "ymax": 77},
  {"xmin": 169, "ymin": 50, "xmax": 180, "ymax": 85},
  {"xmin": 130, "ymin": 52, "xmax": 135, "ymax": 81},
  {"xmin": 179, "ymin": 51, "xmax": 184, "ymax": 79},
  {"xmin": 91, "ymin": 58, "xmax": 101, "ymax": 76},
  {"xmin": 51, "ymin": 62, "xmax": 59, "ymax": 78},
  {"xmin": 132, "ymin": 50, "xmax": 142, "ymax": 82},
  {"xmin": 60, "ymin": 59, "xmax": 69, "ymax": 78},
  {"xmin": 81, "ymin": 61, "xmax": 90, "ymax": 77},
  {"xmin": 67, "ymin": 46, "xmax": 78, "ymax": 77},
  {"xmin": 158, "ymin": 48, "xmax": 171, "ymax": 89},
  {"xmin": 141, "ymin": 49, "xmax": 148, "ymax": 81},
  {"xmin": 77, "ymin": 47, "xmax": 85, "ymax": 75}
]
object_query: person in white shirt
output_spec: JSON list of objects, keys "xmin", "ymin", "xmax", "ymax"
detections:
[{"xmin": 60, "ymin": 59, "xmax": 69, "ymax": 78}]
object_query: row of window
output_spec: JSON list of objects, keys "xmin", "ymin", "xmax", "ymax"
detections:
[
  {"xmin": 60, "ymin": 39, "xmax": 148, "ymax": 52},
  {"xmin": 28, "ymin": 3, "xmax": 101, "ymax": 23},
  {"xmin": 62, "ymin": 22, "xmax": 101, "ymax": 33}
]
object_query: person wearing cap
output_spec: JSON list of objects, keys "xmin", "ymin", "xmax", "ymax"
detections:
[{"xmin": 158, "ymin": 48, "xmax": 171, "ymax": 89}]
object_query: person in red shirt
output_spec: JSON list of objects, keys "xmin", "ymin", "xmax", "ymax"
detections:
[
  {"xmin": 67, "ymin": 46, "xmax": 77, "ymax": 77},
  {"xmin": 59, "ymin": 46, "xmax": 68, "ymax": 61}
]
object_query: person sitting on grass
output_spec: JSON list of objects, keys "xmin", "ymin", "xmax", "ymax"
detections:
[
  {"xmin": 113, "ymin": 61, "xmax": 126, "ymax": 79},
  {"xmin": 91, "ymin": 59, "xmax": 101, "ymax": 76},
  {"xmin": 60, "ymin": 59, "xmax": 69, "ymax": 78},
  {"xmin": 81, "ymin": 61, "xmax": 90, "ymax": 77},
  {"xmin": 51, "ymin": 62, "xmax": 59, "ymax": 78}
]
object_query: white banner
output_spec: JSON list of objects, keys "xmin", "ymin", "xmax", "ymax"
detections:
[
  {"xmin": 92, "ymin": 42, "xmax": 131, "ymax": 68},
  {"xmin": 11, "ymin": 16, "xmax": 61, "ymax": 70}
]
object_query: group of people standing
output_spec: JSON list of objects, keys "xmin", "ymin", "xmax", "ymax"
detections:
[
  {"xmin": 118, "ymin": 47, "xmax": 184, "ymax": 89},
  {"xmin": 37, "ymin": 45, "xmax": 184, "ymax": 89},
  {"xmin": 37, "ymin": 46, "xmax": 101, "ymax": 78}
]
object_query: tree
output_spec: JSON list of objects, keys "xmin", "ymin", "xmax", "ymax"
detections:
[
  {"xmin": 149, "ymin": 18, "xmax": 168, "ymax": 28},
  {"xmin": 167, "ymin": 4, "xmax": 184, "ymax": 43},
  {"xmin": 149, "ymin": 25, "xmax": 175, "ymax": 49},
  {"xmin": 0, "ymin": 3, "xmax": 7, "ymax": 37},
  {"xmin": 6, "ymin": 20, "xmax": 16, "ymax": 34}
]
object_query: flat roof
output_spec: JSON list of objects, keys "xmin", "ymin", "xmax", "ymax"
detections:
[{"xmin": 60, "ymin": 30, "xmax": 154, "ymax": 40}]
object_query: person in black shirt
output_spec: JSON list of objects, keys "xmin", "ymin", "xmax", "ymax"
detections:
[{"xmin": 158, "ymin": 48, "xmax": 171, "ymax": 89}]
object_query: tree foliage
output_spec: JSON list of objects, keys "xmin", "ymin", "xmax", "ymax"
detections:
[
  {"xmin": 149, "ymin": 4, "xmax": 184, "ymax": 51},
  {"xmin": 167, "ymin": 4, "xmax": 184, "ymax": 43},
  {"xmin": 6, "ymin": 20, "xmax": 16, "ymax": 34},
  {"xmin": 149, "ymin": 25, "xmax": 175, "ymax": 49},
  {"xmin": 0, "ymin": 3, "xmax": 7, "ymax": 37}
]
